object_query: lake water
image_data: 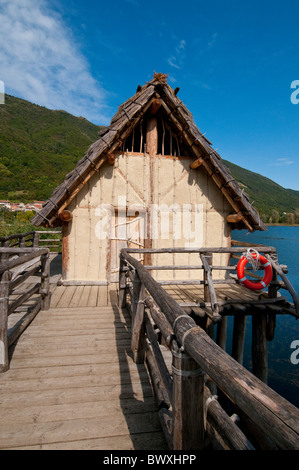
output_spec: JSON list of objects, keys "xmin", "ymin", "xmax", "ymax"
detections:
[{"xmin": 231, "ymin": 226, "xmax": 299, "ymax": 407}]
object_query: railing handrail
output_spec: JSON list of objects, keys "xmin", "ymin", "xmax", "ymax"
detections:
[
  {"xmin": 0, "ymin": 246, "xmax": 51, "ymax": 373},
  {"xmin": 124, "ymin": 245, "xmax": 277, "ymax": 254},
  {"xmin": 0, "ymin": 247, "xmax": 49, "ymax": 274},
  {"xmin": 120, "ymin": 247, "xmax": 299, "ymax": 450},
  {"xmin": 0, "ymin": 231, "xmax": 36, "ymax": 242},
  {"xmin": 0, "ymin": 230, "xmax": 62, "ymax": 253}
]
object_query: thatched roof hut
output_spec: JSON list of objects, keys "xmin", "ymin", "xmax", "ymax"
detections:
[{"xmin": 32, "ymin": 73, "xmax": 266, "ymax": 284}]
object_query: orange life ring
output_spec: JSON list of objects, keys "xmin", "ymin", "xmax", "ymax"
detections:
[{"xmin": 237, "ymin": 252, "xmax": 272, "ymax": 290}]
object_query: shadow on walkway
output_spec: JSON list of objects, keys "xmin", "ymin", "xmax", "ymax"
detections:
[{"xmin": 108, "ymin": 289, "xmax": 168, "ymax": 450}]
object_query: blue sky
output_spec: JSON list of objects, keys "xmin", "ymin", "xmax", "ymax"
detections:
[{"xmin": 1, "ymin": 0, "xmax": 299, "ymax": 190}]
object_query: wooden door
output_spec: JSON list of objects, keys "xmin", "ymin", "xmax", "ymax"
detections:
[{"xmin": 109, "ymin": 211, "xmax": 145, "ymax": 282}]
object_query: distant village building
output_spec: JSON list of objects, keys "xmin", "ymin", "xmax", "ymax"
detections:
[
  {"xmin": 32, "ymin": 73, "xmax": 265, "ymax": 285},
  {"xmin": 0, "ymin": 201, "xmax": 44, "ymax": 212},
  {"xmin": 0, "ymin": 200, "xmax": 11, "ymax": 210}
]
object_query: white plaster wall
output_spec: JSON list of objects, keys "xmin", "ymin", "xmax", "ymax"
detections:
[{"xmin": 64, "ymin": 153, "xmax": 232, "ymax": 283}]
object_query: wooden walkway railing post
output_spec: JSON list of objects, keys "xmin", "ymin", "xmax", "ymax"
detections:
[
  {"xmin": 118, "ymin": 255, "xmax": 127, "ymax": 308},
  {"xmin": 0, "ymin": 270, "xmax": 12, "ymax": 372},
  {"xmin": 131, "ymin": 271, "xmax": 146, "ymax": 363},
  {"xmin": 40, "ymin": 251, "xmax": 51, "ymax": 310},
  {"xmin": 171, "ymin": 340, "xmax": 205, "ymax": 450}
]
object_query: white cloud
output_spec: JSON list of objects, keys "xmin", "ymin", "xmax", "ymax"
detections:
[
  {"xmin": 168, "ymin": 39, "xmax": 186, "ymax": 70},
  {"xmin": 197, "ymin": 32, "xmax": 218, "ymax": 55},
  {"xmin": 0, "ymin": 0, "xmax": 110, "ymax": 124},
  {"xmin": 271, "ymin": 158, "xmax": 294, "ymax": 166}
]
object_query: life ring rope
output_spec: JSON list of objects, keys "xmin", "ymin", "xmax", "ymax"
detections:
[{"xmin": 236, "ymin": 249, "xmax": 272, "ymax": 291}]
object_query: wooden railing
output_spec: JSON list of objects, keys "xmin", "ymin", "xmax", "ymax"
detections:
[
  {"xmin": 119, "ymin": 247, "xmax": 299, "ymax": 450},
  {"xmin": 0, "ymin": 230, "xmax": 62, "ymax": 253},
  {"xmin": 0, "ymin": 247, "xmax": 51, "ymax": 373}
]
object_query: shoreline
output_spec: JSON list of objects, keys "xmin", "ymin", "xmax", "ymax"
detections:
[{"xmin": 266, "ymin": 223, "xmax": 299, "ymax": 227}]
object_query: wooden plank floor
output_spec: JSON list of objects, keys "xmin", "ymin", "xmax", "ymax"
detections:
[{"xmin": 0, "ymin": 285, "xmax": 168, "ymax": 450}]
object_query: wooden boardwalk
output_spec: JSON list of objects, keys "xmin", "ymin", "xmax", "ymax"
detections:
[{"xmin": 0, "ymin": 282, "xmax": 168, "ymax": 450}]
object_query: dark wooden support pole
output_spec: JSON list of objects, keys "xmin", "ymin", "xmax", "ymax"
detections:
[
  {"xmin": 0, "ymin": 270, "xmax": 12, "ymax": 372},
  {"xmin": 252, "ymin": 312, "xmax": 268, "ymax": 383},
  {"xmin": 216, "ymin": 315, "xmax": 227, "ymax": 350},
  {"xmin": 232, "ymin": 315, "xmax": 247, "ymax": 364},
  {"xmin": 131, "ymin": 272, "xmax": 146, "ymax": 363},
  {"xmin": 267, "ymin": 253, "xmax": 278, "ymax": 341},
  {"xmin": 171, "ymin": 341, "xmax": 205, "ymax": 450}
]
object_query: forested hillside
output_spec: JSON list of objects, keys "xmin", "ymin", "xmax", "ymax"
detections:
[{"xmin": 0, "ymin": 95, "xmax": 103, "ymax": 201}]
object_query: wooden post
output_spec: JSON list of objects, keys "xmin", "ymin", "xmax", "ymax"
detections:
[
  {"xmin": 216, "ymin": 315, "xmax": 227, "ymax": 350},
  {"xmin": 118, "ymin": 255, "xmax": 127, "ymax": 308},
  {"xmin": 171, "ymin": 341, "xmax": 205, "ymax": 450},
  {"xmin": 145, "ymin": 114, "xmax": 158, "ymax": 267},
  {"xmin": 203, "ymin": 252, "xmax": 212, "ymax": 304},
  {"xmin": 1, "ymin": 240, "xmax": 10, "ymax": 262},
  {"xmin": 19, "ymin": 235, "xmax": 26, "ymax": 248},
  {"xmin": 62, "ymin": 221, "xmax": 71, "ymax": 279},
  {"xmin": 0, "ymin": 270, "xmax": 12, "ymax": 372},
  {"xmin": 252, "ymin": 312, "xmax": 268, "ymax": 383},
  {"xmin": 232, "ymin": 315, "xmax": 247, "ymax": 364},
  {"xmin": 131, "ymin": 272, "xmax": 146, "ymax": 363},
  {"xmin": 40, "ymin": 251, "xmax": 51, "ymax": 310},
  {"xmin": 267, "ymin": 253, "xmax": 278, "ymax": 341},
  {"xmin": 33, "ymin": 232, "xmax": 39, "ymax": 248}
]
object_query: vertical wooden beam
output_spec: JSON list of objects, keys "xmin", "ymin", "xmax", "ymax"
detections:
[
  {"xmin": 252, "ymin": 312, "xmax": 268, "ymax": 383},
  {"xmin": 171, "ymin": 341, "xmax": 205, "ymax": 450},
  {"xmin": 216, "ymin": 315, "xmax": 227, "ymax": 350},
  {"xmin": 40, "ymin": 252, "xmax": 51, "ymax": 310},
  {"xmin": 33, "ymin": 232, "xmax": 39, "ymax": 248},
  {"xmin": 267, "ymin": 253, "xmax": 278, "ymax": 341},
  {"xmin": 203, "ymin": 252, "xmax": 212, "ymax": 304},
  {"xmin": 118, "ymin": 254, "xmax": 127, "ymax": 308},
  {"xmin": 131, "ymin": 272, "xmax": 146, "ymax": 363},
  {"xmin": 62, "ymin": 221, "xmax": 71, "ymax": 280},
  {"xmin": 146, "ymin": 116, "xmax": 158, "ymax": 157},
  {"xmin": 232, "ymin": 315, "xmax": 247, "ymax": 364},
  {"xmin": 145, "ymin": 116, "xmax": 158, "ymax": 267},
  {"xmin": 0, "ymin": 270, "xmax": 12, "ymax": 372}
]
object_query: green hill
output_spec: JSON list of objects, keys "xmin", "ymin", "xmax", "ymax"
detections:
[
  {"xmin": 222, "ymin": 160, "xmax": 299, "ymax": 223},
  {"xmin": 0, "ymin": 94, "xmax": 298, "ymax": 223},
  {"xmin": 0, "ymin": 94, "xmax": 103, "ymax": 201}
]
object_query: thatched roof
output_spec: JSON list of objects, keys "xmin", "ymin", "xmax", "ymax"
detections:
[{"xmin": 32, "ymin": 73, "xmax": 266, "ymax": 231}]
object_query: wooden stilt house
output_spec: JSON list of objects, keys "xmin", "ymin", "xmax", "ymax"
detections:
[{"xmin": 32, "ymin": 73, "xmax": 266, "ymax": 285}]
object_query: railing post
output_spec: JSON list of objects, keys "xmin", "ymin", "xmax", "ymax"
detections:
[
  {"xmin": 267, "ymin": 252, "xmax": 278, "ymax": 341},
  {"xmin": 40, "ymin": 251, "xmax": 51, "ymax": 310},
  {"xmin": 252, "ymin": 312, "xmax": 268, "ymax": 383},
  {"xmin": 33, "ymin": 231, "xmax": 39, "ymax": 248},
  {"xmin": 0, "ymin": 270, "xmax": 12, "ymax": 372},
  {"xmin": 1, "ymin": 240, "xmax": 10, "ymax": 262},
  {"xmin": 131, "ymin": 271, "xmax": 146, "ymax": 363},
  {"xmin": 171, "ymin": 341, "xmax": 205, "ymax": 450},
  {"xmin": 19, "ymin": 235, "xmax": 26, "ymax": 248},
  {"xmin": 119, "ymin": 254, "xmax": 127, "ymax": 308}
]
